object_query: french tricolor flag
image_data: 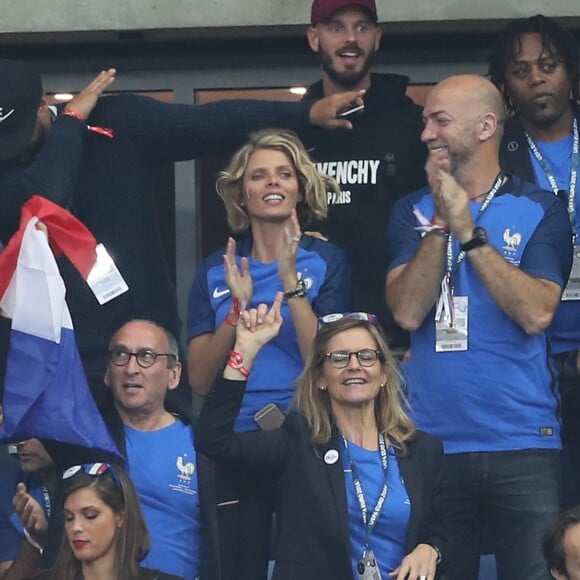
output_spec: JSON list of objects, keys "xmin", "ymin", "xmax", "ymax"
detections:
[{"xmin": 0, "ymin": 196, "xmax": 120, "ymax": 458}]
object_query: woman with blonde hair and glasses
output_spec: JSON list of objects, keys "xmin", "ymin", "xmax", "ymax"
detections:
[
  {"xmin": 196, "ymin": 295, "xmax": 447, "ymax": 580},
  {"xmin": 187, "ymin": 129, "xmax": 351, "ymax": 578},
  {"xmin": 27, "ymin": 463, "xmax": 180, "ymax": 580}
]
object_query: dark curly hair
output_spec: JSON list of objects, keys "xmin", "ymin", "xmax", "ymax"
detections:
[
  {"xmin": 488, "ymin": 15, "xmax": 580, "ymax": 113},
  {"xmin": 542, "ymin": 506, "xmax": 580, "ymax": 576}
]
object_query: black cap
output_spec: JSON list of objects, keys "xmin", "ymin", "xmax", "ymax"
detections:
[{"xmin": 0, "ymin": 59, "xmax": 43, "ymax": 162}]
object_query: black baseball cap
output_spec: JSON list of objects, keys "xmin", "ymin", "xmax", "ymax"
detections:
[{"xmin": 0, "ymin": 59, "xmax": 43, "ymax": 162}]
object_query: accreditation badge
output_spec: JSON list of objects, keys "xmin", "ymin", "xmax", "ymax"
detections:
[
  {"xmin": 356, "ymin": 550, "xmax": 382, "ymax": 580},
  {"xmin": 435, "ymin": 296, "xmax": 468, "ymax": 352},
  {"xmin": 86, "ymin": 243, "xmax": 129, "ymax": 305},
  {"xmin": 562, "ymin": 246, "xmax": 580, "ymax": 301}
]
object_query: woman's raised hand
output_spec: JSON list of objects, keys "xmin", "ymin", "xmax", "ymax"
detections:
[
  {"xmin": 278, "ymin": 209, "xmax": 302, "ymax": 290},
  {"xmin": 223, "ymin": 237, "xmax": 253, "ymax": 306},
  {"xmin": 235, "ymin": 292, "xmax": 284, "ymax": 353}
]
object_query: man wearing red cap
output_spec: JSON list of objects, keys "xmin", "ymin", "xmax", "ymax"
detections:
[{"xmin": 300, "ymin": 0, "xmax": 427, "ymax": 356}]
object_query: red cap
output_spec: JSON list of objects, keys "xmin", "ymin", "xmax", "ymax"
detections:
[{"xmin": 311, "ymin": 0, "xmax": 378, "ymax": 25}]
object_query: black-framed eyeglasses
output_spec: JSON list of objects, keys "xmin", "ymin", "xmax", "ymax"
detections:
[
  {"xmin": 318, "ymin": 312, "xmax": 378, "ymax": 328},
  {"xmin": 325, "ymin": 349, "xmax": 382, "ymax": 369},
  {"xmin": 109, "ymin": 347, "xmax": 177, "ymax": 368},
  {"xmin": 62, "ymin": 463, "xmax": 122, "ymax": 490}
]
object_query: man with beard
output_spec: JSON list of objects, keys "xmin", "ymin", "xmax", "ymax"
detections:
[
  {"xmin": 386, "ymin": 75, "xmax": 572, "ymax": 579},
  {"xmin": 299, "ymin": 0, "xmax": 426, "ymax": 357},
  {"xmin": 488, "ymin": 15, "xmax": 580, "ymax": 507}
]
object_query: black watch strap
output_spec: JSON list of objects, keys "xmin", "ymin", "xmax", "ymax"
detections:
[
  {"xmin": 460, "ymin": 227, "xmax": 488, "ymax": 253},
  {"xmin": 284, "ymin": 278, "xmax": 308, "ymax": 300}
]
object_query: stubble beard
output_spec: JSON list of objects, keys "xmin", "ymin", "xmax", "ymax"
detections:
[{"xmin": 319, "ymin": 45, "xmax": 376, "ymax": 90}]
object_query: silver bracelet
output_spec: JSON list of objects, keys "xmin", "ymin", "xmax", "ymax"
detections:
[{"xmin": 23, "ymin": 528, "xmax": 44, "ymax": 554}]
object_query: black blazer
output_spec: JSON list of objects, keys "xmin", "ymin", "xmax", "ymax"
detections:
[{"xmin": 196, "ymin": 378, "xmax": 447, "ymax": 580}]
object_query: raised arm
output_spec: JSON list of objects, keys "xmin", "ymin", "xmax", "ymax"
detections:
[
  {"xmin": 195, "ymin": 294, "xmax": 292, "ymax": 475},
  {"xmin": 278, "ymin": 211, "xmax": 318, "ymax": 361},
  {"xmin": 187, "ymin": 238, "xmax": 253, "ymax": 395},
  {"xmin": 0, "ymin": 70, "xmax": 116, "ymax": 238},
  {"xmin": 386, "ymin": 154, "xmax": 451, "ymax": 331},
  {"xmin": 386, "ymin": 234, "xmax": 447, "ymax": 332},
  {"xmin": 114, "ymin": 89, "xmax": 367, "ymax": 163},
  {"xmin": 433, "ymin": 170, "xmax": 568, "ymax": 335}
]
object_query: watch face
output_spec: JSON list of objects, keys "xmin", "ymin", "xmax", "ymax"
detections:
[
  {"xmin": 461, "ymin": 227, "xmax": 488, "ymax": 252},
  {"xmin": 473, "ymin": 227, "xmax": 488, "ymax": 244}
]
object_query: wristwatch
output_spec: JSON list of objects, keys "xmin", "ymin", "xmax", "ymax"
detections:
[
  {"xmin": 284, "ymin": 278, "xmax": 309, "ymax": 301},
  {"xmin": 460, "ymin": 226, "xmax": 488, "ymax": 252}
]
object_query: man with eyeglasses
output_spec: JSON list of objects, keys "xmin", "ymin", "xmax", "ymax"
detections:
[
  {"xmin": 386, "ymin": 75, "xmax": 572, "ymax": 578},
  {"xmin": 103, "ymin": 319, "xmax": 200, "ymax": 580}
]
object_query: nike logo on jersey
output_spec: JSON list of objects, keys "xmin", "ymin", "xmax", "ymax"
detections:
[
  {"xmin": 0, "ymin": 107, "xmax": 15, "ymax": 123},
  {"xmin": 212, "ymin": 287, "xmax": 230, "ymax": 299}
]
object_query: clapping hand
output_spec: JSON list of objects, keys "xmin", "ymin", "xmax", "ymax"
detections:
[
  {"xmin": 426, "ymin": 153, "xmax": 473, "ymax": 240},
  {"xmin": 224, "ymin": 237, "xmax": 253, "ymax": 306}
]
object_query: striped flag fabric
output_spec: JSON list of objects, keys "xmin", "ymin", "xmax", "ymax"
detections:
[{"xmin": 0, "ymin": 196, "xmax": 121, "ymax": 458}]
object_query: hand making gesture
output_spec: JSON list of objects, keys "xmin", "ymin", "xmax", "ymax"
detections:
[{"xmin": 223, "ymin": 236, "xmax": 253, "ymax": 307}]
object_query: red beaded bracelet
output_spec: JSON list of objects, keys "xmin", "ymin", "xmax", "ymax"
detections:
[{"xmin": 227, "ymin": 350, "xmax": 250, "ymax": 377}]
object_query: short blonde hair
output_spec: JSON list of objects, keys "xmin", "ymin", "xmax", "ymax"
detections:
[
  {"xmin": 216, "ymin": 129, "xmax": 338, "ymax": 232},
  {"xmin": 293, "ymin": 318, "xmax": 416, "ymax": 450}
]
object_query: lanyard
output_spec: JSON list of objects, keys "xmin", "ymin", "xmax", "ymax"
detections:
[
  {"xmin": 526, "ymin": 117, "xmax": 579, "ymax": 228},
  {"xmin": 342, "ymin": 433, "xmax": 389, "ymax": 549},
  {"xmin": 41, "ymin": 484, "xmax": 52, "ymax": 518},
  {"xmin": 445, "ymin": 172, "xmax": 504, "ymax": 274}
]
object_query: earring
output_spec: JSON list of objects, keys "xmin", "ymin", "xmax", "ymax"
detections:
[
  {"xmin": 379, "ymin": 383, "xmax": 385, "ymax": 388},
  {"xmin": 318, "ymin": 385, "xmax": 327, "ymax": 391}
]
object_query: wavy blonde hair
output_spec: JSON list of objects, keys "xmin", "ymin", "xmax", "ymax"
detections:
[
  {"xmin": 293, "ymin": 318, "xmax": 416, "ymax": 451},
  {"xmin": 216, "ymin": 129, "xmax": 338, "ymax": 232}
]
